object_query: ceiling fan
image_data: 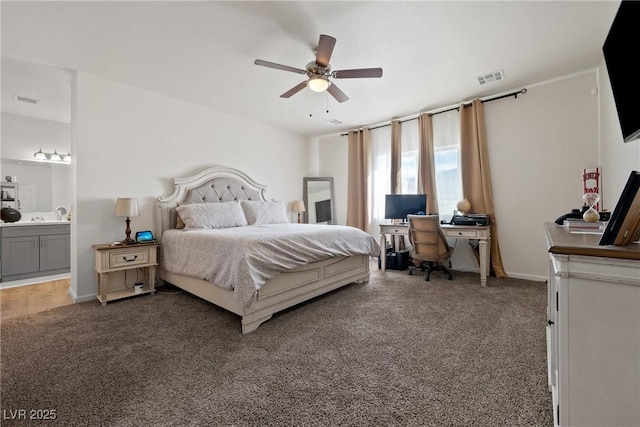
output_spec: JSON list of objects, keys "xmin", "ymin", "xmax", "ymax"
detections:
[{"xmin": 254, "ymin": 34, "xmax": 383, "ymax": 103}]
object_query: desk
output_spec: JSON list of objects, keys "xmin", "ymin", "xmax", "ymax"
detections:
[{"xmin": 379, "ymin": 222, "xmax": 491, "ymax": 286}]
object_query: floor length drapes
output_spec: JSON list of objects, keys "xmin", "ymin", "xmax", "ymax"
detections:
[
  {"xmin": 418, "ymin": 113, "xmax": 440, "ymax": 215},
  {"xmin": 390, "ymin": 120, "xmax": 402, "ymax": 195},
  {"xmin": 460, "ymin": 99, "xmax": 507, "ymax": 277},
  {"xmin": 346, "ymin": 129, "xmax": 371, "ymax": 232}
]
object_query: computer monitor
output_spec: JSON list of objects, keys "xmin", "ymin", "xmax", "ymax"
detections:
[{"xmin": 384, "ymin": 194, "xmax": 427, "ymax": 222}]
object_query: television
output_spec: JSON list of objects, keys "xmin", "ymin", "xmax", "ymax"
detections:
[
  {"xmin": 602, "ymin": 1, "xmax": 640, "ymax": 143},
  {"xmin": 315, "ymin": 199, "xmax": 332, "ymax": 223},
  {"xmin": 384, "ymin": 194, "xmax": 427, "ymax": 222},
  {"xmin": 599, "ymin": 170, "xmax": 640, "ymax": 246}
]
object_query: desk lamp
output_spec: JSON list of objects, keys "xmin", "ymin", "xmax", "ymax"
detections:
[{"xmin": 115, "ymin": 198, "xmax": 139, "ymax": 244}]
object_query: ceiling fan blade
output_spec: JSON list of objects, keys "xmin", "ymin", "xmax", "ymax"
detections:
[
  {"xmin": 332, "ymin": 68, "xmax": 383, "ymax": 79},
  {"xmin": 254, "ymin": 59, "xmax": 307, "ymax": 75},
  {"xmin": 327, "ymin": 83, "xmax": 349, "ymax": 103},
  {"xmin": 280, "ymin": 81, "xmax": 308, "ymax": 98},
  {"xmin": 315, "ymin": 34, "xmax": 336, "ymax": 68}
]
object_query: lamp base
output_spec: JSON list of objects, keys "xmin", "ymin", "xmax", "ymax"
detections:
[
  {"xmin": 120, "ymin": 237, "xmax": 137, "ymax": 245},
  {"xmin": 121, "ymin": 216, "xmax": 136, "ymax": 244}
]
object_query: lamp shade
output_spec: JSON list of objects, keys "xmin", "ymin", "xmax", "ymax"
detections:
[
  {"xmin": 292, "ymin": 200, "xmax": 306, "ymax": 212},
  {"xmin": 115, "ymin": 198, "xmax": 139, "ymax": 217}
]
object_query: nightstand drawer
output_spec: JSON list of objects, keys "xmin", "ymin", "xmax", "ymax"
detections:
[{"xmin": 109, "ymin": 248, "xmax": 150, "ymax": 268}]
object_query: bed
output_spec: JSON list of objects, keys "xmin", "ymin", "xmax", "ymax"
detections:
[{"xmin": 157, "ymin": 165, "xmax": 380, "ymax": 333}]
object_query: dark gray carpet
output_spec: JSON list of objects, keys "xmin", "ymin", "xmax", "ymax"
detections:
[{"xmin": 1, "ymin": 267, "xmax": 552, "ymax": 426}]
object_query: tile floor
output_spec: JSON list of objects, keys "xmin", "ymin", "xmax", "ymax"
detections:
[{"xmin": 0, "ymin": 279, "xmax": 73, "ymax": 320}]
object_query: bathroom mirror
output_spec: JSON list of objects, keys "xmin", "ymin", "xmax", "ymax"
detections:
[{"xmin": 303, "ymin": 177, "xmax": 335, "ymax": 225}]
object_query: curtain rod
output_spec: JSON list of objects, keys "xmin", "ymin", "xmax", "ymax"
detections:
[{"xmin": 340, "ymin": 88, "xmax": 527, "ymax": 136}]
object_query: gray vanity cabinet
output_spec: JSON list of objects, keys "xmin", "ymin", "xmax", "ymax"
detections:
[{"xmin": 1, "ymin": 224, "xmax": 70, "ymax": 281}]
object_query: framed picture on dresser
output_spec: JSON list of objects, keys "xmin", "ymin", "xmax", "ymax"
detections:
[{"xmin": 599, "ymin": 170, "xmax": 640, "ymax": 246}]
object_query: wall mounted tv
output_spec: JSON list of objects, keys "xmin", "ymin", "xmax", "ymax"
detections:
[
  {"xmin": 384, "ymin": 194, "xmax": 427, "ymax": 222},
  {"xmin": 599, "ymin": 170, "xmax": 640, "ymax": 246},
  {"xmin": 603, "ymin": 1, "xmax": 640, "ymax": 143}
]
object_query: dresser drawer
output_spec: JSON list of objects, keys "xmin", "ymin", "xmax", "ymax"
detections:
[{"xmin": 109, "ymin": 248, "xmax": 150, "ymax": 268}]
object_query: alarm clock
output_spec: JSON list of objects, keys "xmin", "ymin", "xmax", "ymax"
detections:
[{"xmin": 135, "ymin": 230, "xmax": 154, "ymax": 242}]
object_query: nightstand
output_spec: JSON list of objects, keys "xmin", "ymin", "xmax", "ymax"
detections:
[{"xmin": 93, "ymin": 241, "xmax": 158, "ymax": 305}]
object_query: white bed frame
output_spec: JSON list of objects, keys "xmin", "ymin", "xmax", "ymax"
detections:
[{"xmin": 158, "ymin": 166, "xmax": 371, "ymax": 333}]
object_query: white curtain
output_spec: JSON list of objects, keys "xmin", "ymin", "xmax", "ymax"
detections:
[
  {"xmin": 368, "ymin": 126, "xmax": 391, "ymax": 246},
  {"xmin": 401, "ymin": 119, "xmax": 419, "ymax": 194},
  {"xmin": 432, "ymin": 110, "xmax": 462, "ymax": 221}
]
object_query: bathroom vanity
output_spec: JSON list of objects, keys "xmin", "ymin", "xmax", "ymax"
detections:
[{"xmin": 1, "ymin": 221, "xmax": 70, "ymax": 282}]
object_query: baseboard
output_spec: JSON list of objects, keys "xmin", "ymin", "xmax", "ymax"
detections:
[
  {"xmin": 68, "ymin": 287, "xmax": 96, "ymax": 303},
  {"xmin": 452, "ymin": 266, "xmax": 546, "ymax": 282},
  {"xmin": 505, "ymin": 272, "xmax": 547, "ymax": 282}
]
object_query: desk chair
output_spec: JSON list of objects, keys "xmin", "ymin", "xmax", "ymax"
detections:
[{"xmin": 407, "ymin": 214, "xmax": 453, "ymax": 281}]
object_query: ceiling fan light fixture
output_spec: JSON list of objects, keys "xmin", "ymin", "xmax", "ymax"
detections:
[{"xmin": 308, "ymin": 77, "xmax": 330, "ymax": 93}]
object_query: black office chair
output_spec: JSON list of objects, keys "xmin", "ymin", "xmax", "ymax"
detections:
[{"xmin": 407, "ymin": 214, "xmax": 453, "ymax": 281}]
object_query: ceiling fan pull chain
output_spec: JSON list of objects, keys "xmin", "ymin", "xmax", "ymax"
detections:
[
  {"xmin": 326, "ymin": 91, "xmax": 329, "ymax": 114},
  {"xmin": 309, "ymin": 88, "xmax": 313, "ymax": 117}
]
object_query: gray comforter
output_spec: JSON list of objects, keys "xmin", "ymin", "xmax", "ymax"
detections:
[{"xmin": 161, "ymin": 223, "xmax": 380, "ymax": 304}]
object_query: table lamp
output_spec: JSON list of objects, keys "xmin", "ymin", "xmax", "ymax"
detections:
[
  {"xmin": 292, "ymin": 200, "xmax": 306, "ymax": 223},
  {"xmin": 115, "ymin": 198, "xmax": 139, "ymax": 244}
]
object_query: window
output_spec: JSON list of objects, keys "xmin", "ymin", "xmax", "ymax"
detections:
[
  {"xmin": 369, "ymin": 126, "xmax": 391, "ymax": 227},
  {"xmin": 400, "ymin": 120, "xmax": 418, "ymax": 194},
  {"xmin": 368, "ymin": 111, "xmax": 462, "ymax": 225},
  {"xmin": 432, "ymin": 111, "xmax": 462, "ymax": 220}
]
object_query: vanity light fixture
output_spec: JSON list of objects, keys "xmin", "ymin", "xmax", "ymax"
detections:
[
  {"xmin": 33, "ymin": 148, "xmax": 72, "ymax": 163},
  {"xmin": 50, "ymin": 150, "xmax": 62, "ymax": 162}
]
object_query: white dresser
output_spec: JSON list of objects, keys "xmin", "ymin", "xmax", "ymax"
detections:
[{"xmin": 545, "ymin": 223, "xmax": 640, "ymax": 427}]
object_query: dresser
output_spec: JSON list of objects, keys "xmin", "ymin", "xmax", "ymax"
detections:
[{"xmin": 544, "ymin": 223, "xmax": 640, "ymax": 427}]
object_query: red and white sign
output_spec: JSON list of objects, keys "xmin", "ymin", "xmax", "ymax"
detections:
[{"xmin": 583, "ymin": 167, "xmax": 600, "ymax": 210}]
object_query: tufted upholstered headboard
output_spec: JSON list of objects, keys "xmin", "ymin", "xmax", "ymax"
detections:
[{"xmin": 158, "ymin": 165, "xmax": 268, "ymax": 234}]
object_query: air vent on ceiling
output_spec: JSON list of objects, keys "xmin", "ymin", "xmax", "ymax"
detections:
[
  {"xmin": 14, "ymin": 95, "xmax": 39, "ymax": 104},
  {"xmin": 477, "ymin": 70, "xmax": 505, "ymax": 85},
  {"xmin": 325, "ymin": 119, "xmax": 343, "ymax": 125}
]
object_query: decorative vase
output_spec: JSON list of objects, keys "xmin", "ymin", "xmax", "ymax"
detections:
[{"xmin": 456, "ymin": 199, "xmax": 471, "ymax": 215}]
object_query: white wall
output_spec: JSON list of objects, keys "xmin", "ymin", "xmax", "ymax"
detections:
[
  {"xmin": 315, "ymin": 135, "xmax": 348, "ymax": 226},
  {"xmin": 71, "ymin": 72, "xmax": 312, "ymax": 302},
  {"xmin": 598, "ymin": 60, "xmax": 640, "ymax": 205},
  {"xmin": 1, "ymin": 112, "xmax": 71, "ymax": 160},
  {"xmin": 486, "ymin": 71, "xmax": 599, "ymax": 280},
  {"xmin": 318, "ymin": 70, "xmax": 601, "ymax": 280}
]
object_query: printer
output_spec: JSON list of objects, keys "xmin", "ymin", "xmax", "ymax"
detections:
[{"xmin": 451, "ymin": 214, "xmax": 490, "ymax": 226}]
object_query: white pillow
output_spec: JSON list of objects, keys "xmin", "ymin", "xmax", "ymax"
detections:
[
  {"xmin": 241, "ymin": 200, "xmax": 289, "ymax": 225},
  {"xmin": 176, "ymin": 202, "xmax": 248, "ymax": 229}
]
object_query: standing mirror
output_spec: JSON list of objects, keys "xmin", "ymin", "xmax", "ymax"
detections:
[{"xmin": 303, "ymin": 177, "xmax": 335, "ymax": 224}]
